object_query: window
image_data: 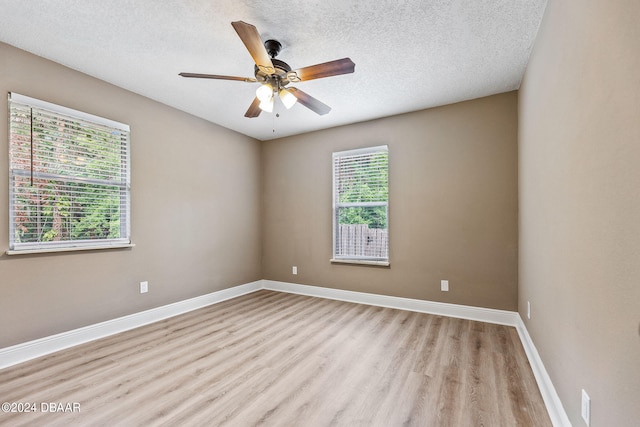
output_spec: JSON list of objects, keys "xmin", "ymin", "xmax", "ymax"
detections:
[
  {"xmin": 8, "ymin": 93, "xmax": 131, "ymax": 254},
  {"xmin": 332, "ymin": 145, "xmax": 389, "ymax": 265}
]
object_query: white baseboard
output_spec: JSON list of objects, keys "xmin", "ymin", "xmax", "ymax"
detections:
[
  {"xmin": 516, "ymin": 317, "xmax": 572, "ymax": 427},
  {"xmin": 0, "ymin": 278, "xmax": 570, "ymax": 426},
  {"xmin": 263, "ymin": 280, "xmax": 520, "ymax": 326},
  {"xmin": 0, "ymin": 280, "xmax": 262, "ymax": 370}
]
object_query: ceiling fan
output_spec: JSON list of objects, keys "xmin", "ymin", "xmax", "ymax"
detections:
[{"xmin": 179, "ymin": 21, "xmax": 355, "ymax": 118}]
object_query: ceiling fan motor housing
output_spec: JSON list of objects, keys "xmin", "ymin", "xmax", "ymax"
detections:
[{"xmin": 254, "ymin": 56, "xmax": 293, "ymax": 87}]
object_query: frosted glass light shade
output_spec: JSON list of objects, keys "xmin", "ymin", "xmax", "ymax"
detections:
[
  {"xmin": 259, "ymin": 97, "xmax": 274, "ymax": 112},
  {"xmin": 279, "ymin": 88, "xmax": 297, "ymax": 109},
  {"xmin": 256, "ymin": 84, "xmax": 273, "ymax": 102}
]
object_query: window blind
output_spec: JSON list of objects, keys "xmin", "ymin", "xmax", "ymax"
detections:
[
  {"xmin": 8, "ymin": 93, "xmax": 131, "ymax": 252},
  {"xmin": 332, "ymin": 145, "xmax": 389, "ymax": 262}
]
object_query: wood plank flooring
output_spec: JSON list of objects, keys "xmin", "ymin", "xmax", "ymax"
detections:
[{"xmin": 0, "ymin": 290, "xmax": 551, "ymax": 426}]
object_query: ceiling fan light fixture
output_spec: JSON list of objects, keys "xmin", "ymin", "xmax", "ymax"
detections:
[
  {"xmin": 256, "ymin": 84, "xmax": 273, "ymax": 102},
  {"xmin": 279, "ymin": 88, "xmax": 297, "ymax": 109},
  {"xmin": 259, "ymin": 96, "xmax": 274, "ymax": 113}
]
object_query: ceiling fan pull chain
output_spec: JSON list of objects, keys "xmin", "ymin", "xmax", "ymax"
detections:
[{"xmin": 273, "ymin": 104, "xmax": 281, "ymax": 133}]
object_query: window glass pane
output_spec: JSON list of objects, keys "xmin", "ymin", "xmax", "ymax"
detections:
[
  {"xmin": 333, "ymin": 146, "xmax": 388, "ymax": 262},
  {"xmin": 12, "ymin": 177, "xmax": 123, "ymax": 244},
  {"xmin": 8, "ymin": 93, "xmax": 130, "ymax": 252},
  {"xmin": 335, "ymin": 152, "xmax": 388, "ymax": 203},
  {"xmin": 335, "ymin": 206, "xmax": 388, "ymax": 260}
]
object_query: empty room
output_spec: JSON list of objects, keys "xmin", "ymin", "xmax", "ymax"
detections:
[{"xmin": 0, "ymin": 1, "xmax": 638, "ymax": 426}]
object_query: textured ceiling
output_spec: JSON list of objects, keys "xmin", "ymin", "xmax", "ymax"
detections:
[{"xmin": 0, "ymin": 0, "xmax": 547, "ymax": 141}]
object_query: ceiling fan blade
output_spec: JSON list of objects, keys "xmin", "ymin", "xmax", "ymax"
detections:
[
  {"xmin": 179, "ymin": 72, "xmax": 256, "ymax": 82},
  {"xmin": 287, "ymin": 88, "xmax": 331, "ymax": 115},
  {"xmin": 244, "ymin": 97, "xmax": 262, "ymax": 118},
  {"xmin": 231, "ymin": 21, "xmax": 275, "ymax": 75},
  {"xmin": 289, "ymin": 58, "xmax": 355, "ymax": 82}
]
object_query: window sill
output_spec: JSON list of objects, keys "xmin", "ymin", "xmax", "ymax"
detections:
[
  {"xmin": 330, "ymin": 258, "xmax": 390, "ymax": 267},
  {"xmin": 6, "ymin": 243, "xmax": 135, "ymax": 256}
]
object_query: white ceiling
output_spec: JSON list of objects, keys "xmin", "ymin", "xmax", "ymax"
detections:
[{"xmin": 0, "ymin": 0, "xmax": 547, "ymax": 141}]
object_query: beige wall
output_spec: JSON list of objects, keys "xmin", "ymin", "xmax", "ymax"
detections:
[
  {"xmin": 519, "ymin": 0, "xmax": 640, "ymax": 425},
  {"xmin": 0, "ymin": 43, "xmax": 262, "ymax": 348},
  {"xmin": 262, "ymin": 92, "xmax": 519, "ymax": 311}
]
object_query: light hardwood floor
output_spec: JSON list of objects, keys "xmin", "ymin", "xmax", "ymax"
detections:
[{"xmin": 0, "ymin": 290, "xmax": 551, "ymax": 426}]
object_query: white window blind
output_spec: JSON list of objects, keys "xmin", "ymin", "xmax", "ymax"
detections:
[
  {"xmin": 332, "ymin": 145, "xmax": 389, "ymax": 263},
  {"xmin": 8, "ymin": 93, "xmax": 131, "ymax": 253}
]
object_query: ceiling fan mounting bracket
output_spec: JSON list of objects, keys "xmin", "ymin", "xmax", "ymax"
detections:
[{"xmin": 264, "ymin": 39, "xmax": 282, "ymax": 58}]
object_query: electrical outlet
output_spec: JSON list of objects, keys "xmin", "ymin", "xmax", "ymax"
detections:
[
  {"xmin": 581, "ymin": 389, "xmax": 591, "ymax": 426},
  {"xmin": 440, "ymin": 280, "xmax": 449, "ymax": 292},
  {"xmin": 527, "ymin": 301, "xmax": 531, "ymax": 319},
  {"xmin": 292, "ymin": 266, "xmax": 297, "ymax": 275},
  {"xmin": 140, "ymin": 281, "xmax": 148, "ymax": 294}
]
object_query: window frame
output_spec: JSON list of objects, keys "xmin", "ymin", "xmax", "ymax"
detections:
[
  {"xmin": 7, "ymin": 93, "xmax": 132, "ymax": 255},
  {"xmin": 331, "ymin": 145, "xmax": 389, "ymax": 266}
]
